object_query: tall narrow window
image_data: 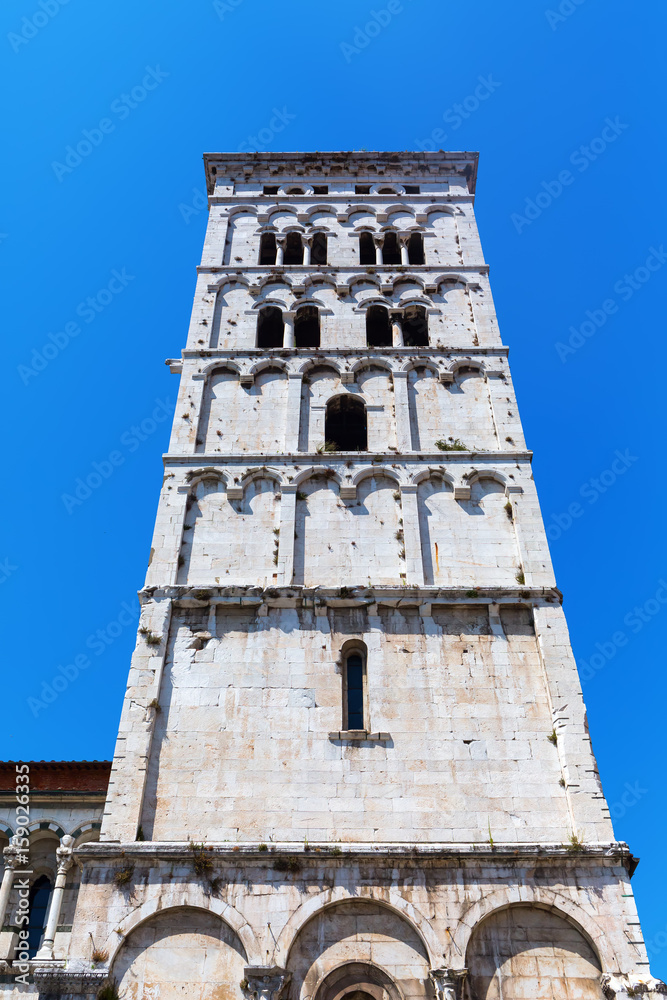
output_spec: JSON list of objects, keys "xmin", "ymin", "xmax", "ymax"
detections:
[
  {"xmin": 284, "ymin": 232, "xmax": 303, "ymax": 264},
  {"xmin": 381, "ymin": 232, "xmax": 401, "ymax": 265},
  {"xmin": 27, "ymin": 876, "xmax": 52, "ymax": 958},
  {"xmin": 310, "ymin": 232, "xmax": 327, "ymax": 264},
  {"xmin": 402, "ymin": 305, "xmax": 428, "ymax": 347},
  {"xmin": 407, "ymin": 232, "xmax": 425, "ymax": 265},
  {"xmin": 325, "ymin": 396, "xmax": 367, "ymax": 451},
  {"xmin": 259, "ymin": 232, "xmax": 277, "ymax": 265},
  {"xmin": 366, "ymin": 305, "xmax": 391, "ymax": 347},
  {"xmin": 345, "ymin": 652, "xmax": 365, "ymax": 730},
  {"xmin": 359, "ymin": 232, "xmax": 376, "ymax": 265},
  {"xmin": 257, "ymin": 306, "xmax": 284, "ymax": 348},
  {"xmin": 294, "ymin": 305, "xmax": 320, "ymax": 348}
]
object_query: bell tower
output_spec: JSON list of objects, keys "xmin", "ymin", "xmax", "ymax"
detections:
[{"xmin": 40, "ymin": 152, "xmax": 663, "ymax": 1000}]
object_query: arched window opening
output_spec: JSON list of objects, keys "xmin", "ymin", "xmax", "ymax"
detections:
[
  {"xmin": 259, "ymin": 232, "xmax": 277, "ymax": 265},
  {"xmin": 378, "ymin": 186, "xmax": 397, "ymax": 194},
  {"xmin": 286, "ymin": 186, "xmax": 305, "ymax": 194},
  {"xmin": 295, "ymin": 306, "xmax": 320, "ymax": 348},
  {"xmin": 27, "ymin": 875, "xmax": 52, "ymax": 958},
  {"xmin": 381, "ymin": 232, "xmax": 401, "ymax": 265},
  {"xmin": 366, "ymin": 305, "xmax": 391, "ymax": 347},
  {"xmin": 284, "ymin": 232, "xmax": 303, "ymax": 265},
  {"xmin": 325, "ymin": 396, "xmax": 367, "ymax": 451},
  {"xmin": 257, "ymin": 306, "xmax": 284, "ymax": 349},
  {"xmin": 407, "ymin": 232, "xmax": 425, "ymax": 264},
  {"xmin": 344, "ymin": 651, "xmax": 366, "ymax": 730},
  {"xmin": 402, "ymin": 305, "xmax": 429, "ymax": 347},
  {"xmin": 311, "ymin": 232, "xmax": 327, "ymax": 265},
  {"xmin": 359, "ymin": 232, "xmax": 376, "ymax": 265}
]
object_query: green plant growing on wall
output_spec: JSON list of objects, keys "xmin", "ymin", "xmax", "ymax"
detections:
[{"xmin": 435, "ymin": 438, "xmax": 467, "ymax": 451}]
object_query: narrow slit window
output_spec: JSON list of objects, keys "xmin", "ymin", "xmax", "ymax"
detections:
[
  {"xmin": 381, "ymin": 232, "xmax": 401, "ymax": 265},
  {"xmin": 407, "ymin": 232, "xmax": 425, "ymax": 265},
  {"xmin": 27, "ymin": 875, "xmax": 52, "ymax": 958},
  {"xmin": 310, "ymin": 232, "xmax": 327, "ymax": 265},
  {"xmin": 359, "ymin": 232, "xmax": 376, "ymax": 265},
  {"xmin": 284, "ymin": 232, "xmax": 303, "ymax": 265},
  {"xmin": 259, "ymin": 232, "xmax": 277, "ymax": 265},
  {"xmin": 345, "ymin": 653, "xmax": 365, "ymax": 730}
]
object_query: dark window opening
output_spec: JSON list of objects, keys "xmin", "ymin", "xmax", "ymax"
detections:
[
  {"xmin": 286, "ymin": 187, "xmax": 305, "ymax": 195},
  {"xmin": 355, "ymin": 184, "xmax": 371, "ymax": 194},
  {"xmin": 284, "ymin": 232, "xmax": 303, "ymax": 265},
  {"xmin": 345, "ymin": 653, "xmax": 364, "ymax": 730},
  {"xmin": 313, "ymin": 185, "xmax": 329, "ymax": 194},
  {"xmin": 359, "ymin": 232, "xmax": 376, "ymax": 265},
  {"xmin": 381, "ymin": 232, "xmax": 401, "ymax": 265},
  {"xmin": 402, "ymin": 305, "xmax": 429, "ymax": 347},
  {"xmin": 311, "ymin": 232, "xmax": 327, "ymax": 265},
  {"xmin": 407, "ymin": 232, "xmax": 425, "ymax": 265},
  {"xmin": 366, "ymin": 305, "xmax": 391, "ymax": 347},
  {"xmin": 295, "ymin": 306, "xmax": 320, "ymax": 348},
  {"xmin": 378, "ymin": 187, "xmax": 396, "ymax": 194},
  {"xmin": 404, "ymin": 184, "xmax": 420, "ymax": 194},
  {"xmin": 259, "ymin": 232, "xmax": 277, "ymax": 265},
  {"xmin": 28, "ymin": 875, "xmax": 52, "ymax": 958},
  {"xmin": 325, "ymin": 395, "xmax": 367, "ymax": 451},
  {"xmin": 257, "ymin": 306, "xmax": 284, "ymax": 349},
  {"xmin": 263, "ymin": 185, "xmax": 279, "ymax": 195}
]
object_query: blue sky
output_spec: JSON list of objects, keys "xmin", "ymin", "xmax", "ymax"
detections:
[{"xmin": 1, "ymin": 0, "xmax": 666, "ymax": 971}]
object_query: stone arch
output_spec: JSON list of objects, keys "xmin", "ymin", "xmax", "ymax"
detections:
[
  {"xmin": 110, "ymin": 905, "xmax": 249, "ymax": 1000},
  {"xmin": 26, "ymin": 821, "xmax": 65, "ymax": 839},
  {"xmin": 464, "ymin": 902, "xmax": 604, "ymax": 1000},
  {"xmin": 266, "ymin": 203, "xmax": 299, "ymax": 221},
  {"xmin": 306, "ymin": 204, "xmax": 337, "ymax": 221},
  {"xmin": 178, "ymin": 475, "xmax": 280, "ymax": 586},
  {"xmin": 293, "ymin": 472, "xmax": 402, "ymax": 587},
  {"xmin": 356, "ymin": 365, "xmax": 396, "ymax": 450},
  {"xmin": 313, "ymin": 962, "xmax": 404, "ymax": 1000},
  {"xmin": 406, "ymin": 366, "xmax": 448, "ymax": 451},
  {"xmin": 299, "ymin": 364, "xmax": 343, "ymax": 452},
  {"xmin": 292, "ymin": 465, "xmax": 343, "ymax": 488},
  {"xmin": 276, "ymin": 886, "xmax": 442, "ymax": 1000},
  {"xmin": 348, "ymin": 274, "xmax": 382, "ymax": 294},
  {"xmin": 198, "ymin": 366, "xmax": 288, "ymax": 454},
  {"xmin": 239, "ymin": 466, "xmax": 284, "ymax": 492},
  {"xmin": 417, "ymin": 474, "xmax": 520, "ymax": 587},
  {"xmin": 70, "ymin": 821, "xmax": 101, "ymax": 846},
  {"xmin": 226, "ymin": 204, "xmax": 259, "ymax": 221},
  {"xmin": 341, "ymin": 204, "xmax": 379, "ymax": 222},
  {"xmin": 351, "ymin": 465, "xmax": 403, "ymax": 488},
  {"xmin": 445, "ymin": 366, "xmax": 497, "ymax": 450}
]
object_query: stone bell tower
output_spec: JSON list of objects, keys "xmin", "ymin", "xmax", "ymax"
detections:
[{"xmin": 31, "ymin": 152, "xmax": 663, "ymax": 1000}]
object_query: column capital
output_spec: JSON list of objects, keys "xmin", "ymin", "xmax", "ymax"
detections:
[
  {"xmin": 429, "ymin": 969, "xmax": 468, "ymax": 1000},
  {"xmin": 2, "ymin": 844, "xmax": 21, "ymax": 870},
  {"xmin": 56, "ymin": 834, "xmax": 74, "ymax": 874},
  {"xmin": 242, "ymin": 968, "xmax": 291, "ymax": 1000}
]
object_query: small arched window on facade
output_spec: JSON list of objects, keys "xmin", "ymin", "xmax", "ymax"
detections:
[
  {"xmin": 259, "ymin": 232, "xmax": 277, "ymax": 265},
  {"xmin": 310, "ymin": 232, "xmax": 328, "ymax": 265},
  {"xmin": 343, "ymin": 646, "xmax": 366, "ymax": 730},
  {"xmin": 325, "ymin": 396, "xmax": 367, "ymax": 451},
  {"xmin": 284, "ymin": 232, "xmax": 304, "ymax": 265},
  {"xmin": 27, "ymin": 875, "xmax": 52, "ymax": 957},
  {"xmin": 402, "ymin": 305, "xmax": 429, "ymax": 347},
  {"xmin": 381, "ymin": 232, "xmax": 401, "ymax": 265},
  {"xmin": 407, "ymin": 232, "xmax": 425, "ymax": 265},
  {"xmin": 257, "ymin": 306, "xmax": 284, "ymax": 349},
  {"xmin": 359, "ymin": 232, "xmax": 376, "ymax": 265},
  {"xmin": 366, "ymin": 305, "xmax": 391, "ymax": 347},
  {"xmin": 294, "ymin": 305, "xmax": 320, "ymax": 348}
]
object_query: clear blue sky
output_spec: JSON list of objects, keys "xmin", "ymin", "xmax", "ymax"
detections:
[{"xmin": 2, "ymin": 0, "xmax": 666, "ymax": 972}]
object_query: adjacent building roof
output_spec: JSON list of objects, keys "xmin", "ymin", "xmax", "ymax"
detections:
[{"xmin": 0, "ymin": 761, "xmax": 112, "ymax": 792}]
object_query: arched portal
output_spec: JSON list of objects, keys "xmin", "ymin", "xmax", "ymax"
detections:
[
  {"xmin": 466, "ymin": 904, "xmax": 603, "ymax": 1000},
  {"xmin": 325, "ymin": 395, "xmax": 367, "ymax": 451}
]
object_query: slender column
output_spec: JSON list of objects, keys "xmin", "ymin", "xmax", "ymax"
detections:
[
  {"xmin": 36, "ymin": 836, "xmax": 74, "ymax": 960},
  {"xmin": 275, "ymin": 236, "xmax": 285, "ymax": 266},
  {"xmin": 390, "ymin": 310, "xmax": 403, "ymax": 347},
  {"xmin": 302, "ymin": 237, "xmax": 312, "ymax": 266},
  {"xmin": 399, "ymin": 233, "xmax": 410, "ymax": 265},
  {"xmin": 0, "ymin": 846, "xmax": 19, "ymax": 939},
  {"xmin": 392, "ymin": 372, "xmax": 412, "ymax": 451},
  {"xmin": 242, "ymin": 970, "xmax": 291, "ymax": 1000},
  {"xmin": 372, "ymin": 235, "xmax": 383, "ymax": 265},
  {"xmin": 400, "ymin": 485, "xmax": 424, "ymax": 586},
  {"xmin": 283, "ymin": 311, "xmax": 295, "ymax": 349},
  {"xmin": 277, "ymin": 487, "xmax": 297, "ymax": 585},
  {"xmin": 284, "ymin": 373, "xmax": 303, "ymax": 452}
]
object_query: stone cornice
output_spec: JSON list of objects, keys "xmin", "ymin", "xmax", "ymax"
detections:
[
  {"xmin": 178, "ymin": 345, "xmax": 510, "ymax": 359},
  {"xmin": 162, "ymin": 450, "xmax": 533, "ymax": 464}
]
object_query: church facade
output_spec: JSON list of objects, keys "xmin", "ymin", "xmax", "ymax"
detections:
[{"xmin": 2, "ymin": 151, "xmax": 663, "ymax": 1000}]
